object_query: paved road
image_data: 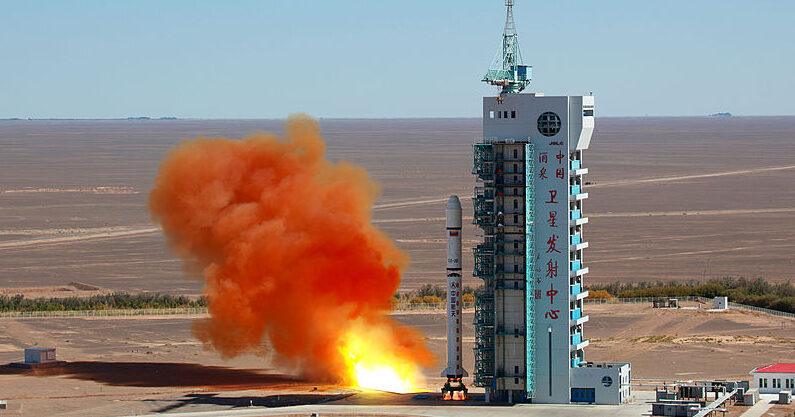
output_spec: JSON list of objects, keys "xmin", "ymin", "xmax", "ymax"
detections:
[
  {"xmin": 127, "ymin": 391, "xmax": 656, "ymax": 417},
  {"xmin": 740, "ymin": 394, "xmax": 778, "ymax": 417}
]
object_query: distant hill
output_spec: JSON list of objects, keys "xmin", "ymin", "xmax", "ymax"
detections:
[{"xmin": 710, "ymin": 112, "xmax": 732, "ymax": 117}]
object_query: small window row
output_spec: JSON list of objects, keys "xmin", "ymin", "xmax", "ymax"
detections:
[{"xmin": 489, "ymin": 110, "xmax": 517, "ymax": 119}]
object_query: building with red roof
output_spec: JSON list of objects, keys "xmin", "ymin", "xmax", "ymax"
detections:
[{"xmin": 750, "ymin": 364, "xmax": 795, "ymax": 394}]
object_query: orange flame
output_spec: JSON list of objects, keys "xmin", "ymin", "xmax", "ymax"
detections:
[{"xmin": 149, "ymin": 115, "xmax": 433, "ymax": 385}]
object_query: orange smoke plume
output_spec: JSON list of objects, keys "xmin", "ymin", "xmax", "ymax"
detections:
[{"xmin": 148, "ymin": 115, "xmax": 432, "ymax": 387}]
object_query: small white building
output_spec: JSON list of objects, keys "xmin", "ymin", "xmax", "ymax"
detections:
[
  {"xmin": 24, "ymin": 347, "xmax": 56, "ymax": 364},
  {"xmin": 750, "ymin": 364, "xmax": 795, "ymax": 394},
  {"xmin": 571, "ymin": 362, "xmax": 631, "ymax": 404},
  {"xmin": 714, "ymin": 296, "xmax": 728, "ymax": 310}
]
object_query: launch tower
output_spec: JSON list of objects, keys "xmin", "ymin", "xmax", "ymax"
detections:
[{"xmin": 472, "ymin": 0, "xmax": 628, "ymax": 405}]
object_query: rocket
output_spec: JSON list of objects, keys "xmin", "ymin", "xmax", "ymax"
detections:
[{"xmin": 442, "ymin": 195, "xmax": 468, "ymax": 380}]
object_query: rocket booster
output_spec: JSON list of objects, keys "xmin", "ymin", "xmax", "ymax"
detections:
[{"xmin": 442, "ymin": 195, "xmax": 467, "ymax": 379}]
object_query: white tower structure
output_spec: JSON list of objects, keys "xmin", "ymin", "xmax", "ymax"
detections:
[{"xmin": 472, "ymin": 0, "xmax": 630, "ymax": 405}]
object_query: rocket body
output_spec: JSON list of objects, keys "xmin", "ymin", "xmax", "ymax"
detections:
[{"xmin": 442, "ymin": 195, "xmax": 468, "ymax": 379}]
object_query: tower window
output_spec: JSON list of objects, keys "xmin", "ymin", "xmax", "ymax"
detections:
[
  {"xmin": 511, "ymin": 110, "xmax": 516, "ymax": 118},
  {"xmin": 513, "ymin": 163, "xmax": 518, "ymax": 172},
  {"xmin": 513, "ymin": 214, "xmax": 518, "ymax": 223},
  {"xmin": 513, "ymin": 200, "xmax": 518, "ymax": 209},
  {"xmin": 489, "ymin": 111, "xmax": 495, "ymax": 119},
  {"xmin": 498, "ymin": 111, "xmax": 502, "ymax": 119},
  {"xmin": 504, "ymin": 111, "xmax": 508, "ymax": 119},
  {"xmin": 513, "ymin": 149, "xmax": 518, "ymax": 158},
  {"xmin": 538, "ymin": 112, "xmax": 562, "ymax": 137},
  {"xmin": 513, "ymin": 264, "xmax": 519, "ymax": 273}
]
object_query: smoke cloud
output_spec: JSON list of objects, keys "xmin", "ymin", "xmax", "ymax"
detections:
[{"xmin": 148, "ymin": 115, "xmax": 431, "ymax": 382}]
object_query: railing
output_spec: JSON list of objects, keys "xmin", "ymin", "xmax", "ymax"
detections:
[
  {"xmin": 582, "ymin": 296, "xmax": 795, "ymax": 320},
  {"xmin": 728, "ymin": 302, "xmax": 795, "ymax": 319},
  {"xmin": 0, "ymin": 307, "xmax": 208, "ymax": 319},
  {"xmin": 583, "ymin": 296, "xmax": 703, "ymax": 305}
]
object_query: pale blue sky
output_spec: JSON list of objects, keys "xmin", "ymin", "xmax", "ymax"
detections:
[{"xmin": 1, "ymin": 1, "xmax": 793, "ymax": 118}]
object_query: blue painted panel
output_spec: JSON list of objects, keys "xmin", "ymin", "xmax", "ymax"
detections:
[
  {"xmin": 571, "ymin": 308, "xmax": 582, "ymax": 320},
  {"xmin": 571, "ymin": 334, "xmax": 582, "ymax": 345},
  {"xmin": 571, "ymin": 388, "xmax": 595, "ymax": 403},
  {"xmin": 571, "ymin": 260, "xmax": 581, "ymax": 271},
  {"xmin": 570, "ymin": 210, "xmax": 581, "ymax": 220},
  {"xmin": 571, "ymin": 160, "xmax": 581, "ymax": 170},
  {"xmin": 571, "ymin": 234, "xmax": 581, "ymax": 245},
  {"xmin": 571, "ymin": 185, "xmax": 581, "ymax": 195},
  {"xmin": 570, "ymin": 283, "xmax": 581, "ymax": 295}
]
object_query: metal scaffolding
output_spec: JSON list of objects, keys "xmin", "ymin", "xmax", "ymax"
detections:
[
  {"xmin": 524, "ymin": 143, "xmax": 537, "ymax": 397},
  {"xmin": 472, "ymin": 142, "xmax": 496, "ymax": 388}
]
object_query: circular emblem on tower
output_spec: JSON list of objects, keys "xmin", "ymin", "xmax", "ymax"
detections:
[
  {"xmin": 602, "ymin": 376, "xmax": 613, "ymax": 387},
  {"xmin": 537, "ymin": 112, "xmax": 561, "ymax": 137}
]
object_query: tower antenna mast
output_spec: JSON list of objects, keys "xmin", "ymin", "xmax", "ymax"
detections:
[{"xmin": 482, "ymin": 0, "xmax": 531, "ymax": 95}]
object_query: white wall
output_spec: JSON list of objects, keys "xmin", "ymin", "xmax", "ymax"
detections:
[
  {"xmin": 754, "ymin": 372, "xmax": 795, "ymax": 394},
  {"xmin": 571, "ymin": 362, "xmax": 631, "ymax": 405}
]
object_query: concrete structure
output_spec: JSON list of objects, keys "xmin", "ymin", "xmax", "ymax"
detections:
[
  {"xmin": 779, "ymin": 390, "xmax": 792, "ymax": 404},
  {"xmin": 24, "ymin": 347, "xmax": 56, "ymax": 364},
  {"xmin": 441, "ymin": 195, "xmax": 468, "ymax": 399},
  {"xmin": 743, "ymin": 389, "xmax": 759, "ymax": 405},
  {"xmin": 570, "ymin": 362, "xmax": 631, "ymax": 404},
  {"xmin": 471, "ymin": 0, "xmax": 628, "ymax": 405},
  {"xmin": 713, "ymin": 297, "xmax": 728, "ymax": 310},
  {"xmin": 473, "ymin": 92, "xmax": 595, "ymax": 404},
  {"xmin": 751, "ymin": 364, "xmax": 795, "ymax": 394}
]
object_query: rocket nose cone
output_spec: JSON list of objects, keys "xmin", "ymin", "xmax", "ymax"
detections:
[{"xmin": 446, "ymin": 195, "xmax": 461, "ymax": 210}]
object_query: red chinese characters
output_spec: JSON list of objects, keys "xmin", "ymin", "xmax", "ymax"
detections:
[
  {"xmin": 546, "ymin": 234, "xmax": 561, "ymax": 253},
  {"xmin": 546, "ymin": 211, "xmax": 558, "ymax": 227},
  {"xmin": 556, "ymin": 150, "xmax": 565, "ymax": 164},
  {"xmin": 546, "ymin": 283, "xmax": 558, "ymax": 304},
  {"xmin": 545, "ymin": 190, "xmax": 557, "ymax": 204},
  {"xmin": 545, "ymin": 310, "xmax": 560, "ymax": 319},
  {"xmin": 546, "ymin": 259, "xmax": 558, "ymax": 279}
]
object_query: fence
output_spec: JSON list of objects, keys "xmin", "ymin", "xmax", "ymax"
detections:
[
  {"xmin": 394, "ymin": 301, "xmax": 474, "ymax": 311},
  {"xmin": 583, "ymin": 296, "xmax": 703, "ymax": 304},
  {"xmin": 0, "ymin": 298, "xmax": 791, "ymax": 320},
  {"xmin": 0, "ymin": 307, "xmax": 207, "ymax": 319},
  {"xmin": 728, "ymin": 302, "xmax": 795, "ymax": 319}
]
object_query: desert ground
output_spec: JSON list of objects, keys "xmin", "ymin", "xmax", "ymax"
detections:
[
  {"xmin": 0, "ymin": 302, "xmax": 791, "ymax": 416},
  {"xmin": 1, "ymin": 117, "xmax": 794, "ymax": 294}
]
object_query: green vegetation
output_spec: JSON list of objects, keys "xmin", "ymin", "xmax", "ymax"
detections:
[
  {"xmin": 393, "ymin": 284, "xmax": 479, "ymax": 306},
  {"xmin": 0, "ymin": 293, "xmax": 206, "ymax": 312},
  {"xmin": 587, "ymin": 277, "xmax": 795, "ymax": 314}
]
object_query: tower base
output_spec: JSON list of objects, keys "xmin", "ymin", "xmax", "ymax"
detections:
[{"xmin": 441, "ymin": 377, "xmax": 468, "ymax": 400}]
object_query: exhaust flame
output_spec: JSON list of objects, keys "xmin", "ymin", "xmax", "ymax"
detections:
[
  {"xmin": 339, "ymin": 322, "xmax": 426, "ymax": 393},
  {"xmin": 149, "ymin": 115, "xmax": 432, "ymax": 389}
]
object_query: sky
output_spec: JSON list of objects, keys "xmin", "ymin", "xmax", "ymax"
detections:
[{"xmin": 1, "ymin": 0, "xmax": 793, "ymax": 119}]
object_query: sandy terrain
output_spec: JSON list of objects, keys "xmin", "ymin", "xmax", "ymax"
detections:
[
  {"xmin": 0, "ymin": 117, "xmax": 793, "ymax": 294},
  {"xmin": 0, "ymin": 303, "xmax": 790, "ymax": 416},
  {"xmin": 0, "ymin": 282, "xmax": 111, "ymax": 299}
]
